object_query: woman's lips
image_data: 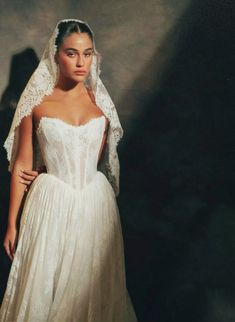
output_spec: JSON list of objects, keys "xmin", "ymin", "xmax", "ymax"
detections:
[{"xmin": 74, "ymin": 70, "xmax": 86, "ymax": 75}]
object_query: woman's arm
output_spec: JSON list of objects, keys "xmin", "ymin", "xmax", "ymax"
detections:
[
  {"xmin": 19, "ymin": 165, "xmax": 47, "ymax": 192},
  {"xmin": 3, "ymin": 113, "xmax": 33, "ymax": 260}
]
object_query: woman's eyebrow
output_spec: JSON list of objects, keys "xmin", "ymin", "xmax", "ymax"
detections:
[{"xmin": 65, "ymin": 47, "xmax": 93, "ymax": 52}]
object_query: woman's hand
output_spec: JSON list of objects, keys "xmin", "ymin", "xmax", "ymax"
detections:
[
  {"xmin": 19, "ymin": 165, "xmax": 47, "ymax": 192},
  {"xmin": 3, "ymin": 225, "xmax": 18, "ymax": 261}
]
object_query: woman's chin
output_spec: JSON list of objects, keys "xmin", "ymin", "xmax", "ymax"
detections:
[
  {"xmin": 72, "ymin": 74, "xmax": 87, "ymax": 82},
  {"xmin": 57, "ymin": 73, "xmax": 88, "ymax": 86}
]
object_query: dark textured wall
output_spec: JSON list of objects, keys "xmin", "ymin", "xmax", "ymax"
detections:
[{"xmin": 0, "ymin": 1, "xmax": 234, "ymax": 321}]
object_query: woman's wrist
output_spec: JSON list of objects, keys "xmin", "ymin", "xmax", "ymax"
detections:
[{"xmin": 7, "ymin": 221, "xmax": 17, "ymax": 230}]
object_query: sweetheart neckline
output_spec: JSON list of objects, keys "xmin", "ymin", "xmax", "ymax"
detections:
[{"xmin": 36, "ymin": 115, "xmax": 106, "ymax": 133}]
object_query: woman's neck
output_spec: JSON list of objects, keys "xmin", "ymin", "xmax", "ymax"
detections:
[{"xmin": 55, "ymin": 75, "xmax": 87, "ymax": 97}]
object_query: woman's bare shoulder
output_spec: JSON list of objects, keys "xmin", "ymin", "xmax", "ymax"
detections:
[
  {"xmin": 32, "ymin": 95, "xmax": 59, "ymax": 127},
  {"xmin": 33, "ymin": 94, "xmax": 59, "ymax": 113},
  {"xmin": 86, "ymin": 87, "xmax": 110, "ymax": 127}
]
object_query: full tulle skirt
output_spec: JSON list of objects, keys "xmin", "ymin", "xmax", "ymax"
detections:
[{"xmin": 0, "ymin": 172, "xmax": 137, "ymax": 322}]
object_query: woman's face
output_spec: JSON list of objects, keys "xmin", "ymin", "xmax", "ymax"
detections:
[{"xmin": 55, "ymin": 32, "xmax": 94, "ymax": 82}]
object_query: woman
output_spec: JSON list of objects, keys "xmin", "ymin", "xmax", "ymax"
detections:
[{"xmin": 0, "ymin": 19, "xmax": 138, "ymax": 322}]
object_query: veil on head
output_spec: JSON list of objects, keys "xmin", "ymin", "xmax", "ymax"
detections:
[{"xmin": 3, "ymin": 18, "xmax": 124, "ymax": 197}]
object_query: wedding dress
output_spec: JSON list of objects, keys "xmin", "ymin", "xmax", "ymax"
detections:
[{"xmin": 0, "ymin": 114, "xmax": 137, "ymax": 321}]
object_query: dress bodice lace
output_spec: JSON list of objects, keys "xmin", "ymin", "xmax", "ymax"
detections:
[{"xmin": 36, "ymin": 115, "xmax": 106, "ymax": 190}]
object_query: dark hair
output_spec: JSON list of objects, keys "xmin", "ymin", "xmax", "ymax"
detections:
[{"xmin": 55, "ymin": 21, "xmax": 94, "ymax": 51}]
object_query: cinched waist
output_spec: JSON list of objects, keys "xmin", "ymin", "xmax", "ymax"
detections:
[{"xmin": 33, "ymin": 171, "xmax": 103, "ymax": 192}]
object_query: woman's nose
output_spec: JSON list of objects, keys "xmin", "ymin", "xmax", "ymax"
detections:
[{"xmin": 76, "ymin": 55, "xmax": 84, "ymax": 67}]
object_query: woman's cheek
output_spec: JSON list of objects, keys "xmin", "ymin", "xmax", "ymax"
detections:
[
  {"xmin": 86, "ymin": 59, "xmax": 92, "ymax": 71},
  {"xmin": 62, "ymin": 59, "xmax": 74, "ymax": 73}
]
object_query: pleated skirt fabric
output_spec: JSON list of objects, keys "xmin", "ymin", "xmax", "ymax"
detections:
[{"xmin": 0, "ymin": 172, "xmax": 137, "ymax": 322}]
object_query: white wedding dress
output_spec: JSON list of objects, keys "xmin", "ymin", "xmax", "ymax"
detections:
[{"xmin": 0, "ymin": 115, "xmax": 137, "ymax": 322}]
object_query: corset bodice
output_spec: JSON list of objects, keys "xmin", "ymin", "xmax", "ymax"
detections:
[{"xmin": 36, "ymin": 115, "xmax": 106, "ymax": 190}]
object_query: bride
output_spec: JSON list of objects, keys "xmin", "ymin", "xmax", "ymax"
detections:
[{"xmin": 0, "ymin": 19, "xmax": 138, "ymax": 322}]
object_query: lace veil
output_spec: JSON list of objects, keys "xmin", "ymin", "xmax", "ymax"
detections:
[{"xmin": 3, "ymin": 18, "xmax": 124, "ymax": 197}]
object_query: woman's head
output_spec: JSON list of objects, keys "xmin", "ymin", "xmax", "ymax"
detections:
[
  {"xmin": 54, "ymin": 20, "xmax": 95, "ymax": 82},
  {"xmin": 55, "ymin": 20, "xmax": 94, "ymax": 49}
]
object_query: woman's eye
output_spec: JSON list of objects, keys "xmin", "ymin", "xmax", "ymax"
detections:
[{"xmin": 67, "ymin": 52, "xmax": 75, "ymax": 57}]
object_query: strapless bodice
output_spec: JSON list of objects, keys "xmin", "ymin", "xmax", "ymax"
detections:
[{"xmin": 36, "ymin": 115, "xmax": 106, "ymax": 190}]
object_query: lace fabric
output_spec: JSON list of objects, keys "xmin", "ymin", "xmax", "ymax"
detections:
[
  {"xmin": 3, "ymin": 18, "xmax": 123, "ymax": 197},
  {"xmin": 35, "ymin": 115, "xmax": 106, "ymax": 190}
]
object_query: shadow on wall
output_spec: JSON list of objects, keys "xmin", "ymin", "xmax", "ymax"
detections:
[
  {"xmin": 0, "ymin": 48, "xmax": 39, "ymax": 110},
  {"xmin": 0, "ymin": 48, "xmax": 39, "ymax": 301},
  {"xmin": 117, "ymin": 0, "xmax": 235, "ymax": 322}
]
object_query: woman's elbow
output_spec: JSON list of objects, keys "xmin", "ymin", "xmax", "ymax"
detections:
[{"xmin": 13, "ymin": 151, "xmax": 33, "ymax": 172}]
